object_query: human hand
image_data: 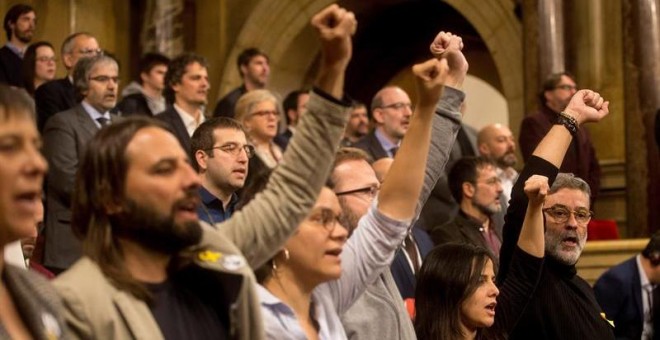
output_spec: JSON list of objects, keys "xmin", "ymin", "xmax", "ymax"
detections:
[
  {"xmin": 524, "ymin": 175, "xmax": 549, "ymax": 206},
  {"xmin": 429, "ymin": 31, "xmax": 468, "ymax": 88},
  {"xmin": 311, "ymin": 4, "xmax": 357, "ymax": 70},
  {"xmin": 563, "ymin": 90, "xmax": 610, "ymax": 126},
  {"xmin": 412, "ymin": 58, "xmax": 448, "ymax": 108}
]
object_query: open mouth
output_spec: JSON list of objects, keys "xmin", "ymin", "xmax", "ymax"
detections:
[
  {"xmin": 485, "ymin": 302, "xmax": 497, "ymax": 316},
  {"xmin": 325, "ymin": 248, "xmax": 343, "ymax": 257},
  {"xmin": 562, "ymin": 236, "xmax": 579, "ymax": 246},
  {"xmin": 14, "ymin": 191, "xmax": 41, "ymax": 212}
]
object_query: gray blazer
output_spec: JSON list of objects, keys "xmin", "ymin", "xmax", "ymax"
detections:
[
  {"xmin": 42, "ymin": 104, "xmax": 119, "ymax": 270},
  {"xmin": 0, "ymin": 265, "xmax": 70, "ymax": 339}
]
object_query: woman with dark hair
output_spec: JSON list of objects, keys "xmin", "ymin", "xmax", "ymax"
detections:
[
  {"xmin": 22, "ymin": 41, "xmax": 57, "ymax": 96},
  {"xmin": 0, "ymin": 84, "xmax": 69, "ymax": 338},
  {"xmin": 415, "ymin": 173, "xmax": 549, "ymax": 340}
]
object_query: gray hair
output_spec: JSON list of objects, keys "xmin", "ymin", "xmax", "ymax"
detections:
[
  {"xmin": 549, "ymin": 173, "xmax": 591, "ymax": 199},
  {"xmin": 72, "ymin": 54, "xmax": 118, "ymax": 102},
  {"xmin": 234, "ymin": 89, "xmax": 280, "ymax": 123}
]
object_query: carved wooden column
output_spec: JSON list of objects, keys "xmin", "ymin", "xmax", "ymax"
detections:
[
  {"xmin": 622, "ymin": 0, "xmax": 660, "ymax": 236},
  {"xmin": 141, "ymin": 0, "xmax": 185, "ymax": 57}
]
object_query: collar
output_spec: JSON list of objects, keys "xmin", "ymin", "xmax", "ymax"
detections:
[
  {"xmin": 173, "ymin": 103, "xmax": 205, "ymax": 132},
  {"xmin": 546, "ymin": 254, "xmax": 577, "ymax": 278},
  {"xmin": 5, "ymin": 42, "xmax": 24, "ymax": 58},
  {"xmin": 637, "ymin": 254, "xmax": 652, "ymax": 289},
  {"xmin": 257, "ymin": 284, "xmax": 296, "ymax": 315},
  {"xmin": 199, "ymin": 186, "xmax": 238, "ymax": 207},
  {"xmin": 81, "ymin": 101, "xmax": 111, "ymax": 127},
  {"xmin": 374, "ymin": 128, "xmax": 399, "ymax": 154},
  {"xmin": 496, "ymin": 166, "xmax": 518, "ymax": 180}
]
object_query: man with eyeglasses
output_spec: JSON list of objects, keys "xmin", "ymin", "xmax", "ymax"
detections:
[
  {"xmin": 42, "ymin": 54, "xmax": 120, "ymax": 273},
  {"xmin": 35, "ymin": 32, "xmax": 101, "ymax": 131},
  {"xmin": 0, "ymin": 3, "xmax": 35, "ymax": 87},
  {"xmin": 499, "ymin": 88, "xmax": 613, "ymax": 339},
  {"xmin": 430, "ymin": 156, "xmax": 503, "ymax": 258},
  {"xmin": 353, "ymin": 86, "xmax": 413, "ymax": 161},
  {"xmin": 519, "ymin": 71, "xmax": 601, "ymax": 204},
  {"xmin": 157, "ymin": 53, "xmax": 210, "ymax": 153},
  {"xmin": 191, "ymin": 117, "xmax": 254, "ymax": 224}
]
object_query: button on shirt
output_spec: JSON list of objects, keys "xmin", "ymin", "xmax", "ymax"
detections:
[
  {"xmin": 637, "ymin": 255, "xmax": 654, "ymax": 340},
  {"xmin": 196, "ymin": 186, "xmax": 238, "ymax": 225},
  {"xmin": 174, "ymin": 103, "xmax": 206, "ymax": 136}
]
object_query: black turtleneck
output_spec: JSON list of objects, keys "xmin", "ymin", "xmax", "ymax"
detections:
[{"xmin": 499, "ymin": 156, "xmax": 614, "ymax": 339}]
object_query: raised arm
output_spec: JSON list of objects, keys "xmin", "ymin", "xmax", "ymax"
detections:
[
  {"xmin": 378, "ymin": 58, "xmax": 448, "ymax": 220},
  {"xmin": 498, "ymin": 90, "xmax": 609, "ymax": 281},
  {"xmin": 217, "ymin": 4, "xmax": 356, "ymax": 268}
]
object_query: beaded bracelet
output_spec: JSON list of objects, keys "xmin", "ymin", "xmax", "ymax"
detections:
[{"xmin": 556, "ymin": 111, "xmax": 578, "ymax": 136}]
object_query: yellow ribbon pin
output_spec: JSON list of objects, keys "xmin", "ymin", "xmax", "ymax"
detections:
[
  {"xmin": 198, "ymin": 250, "xmax": 222, "ymax": 263},
  {"xmin": 600, "ymin": 312, "xmax": 615, "ymax": 328}
]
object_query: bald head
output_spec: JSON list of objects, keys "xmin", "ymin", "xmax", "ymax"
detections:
[
  {"xmin": 371, "ymin": 86, "xmax": 413, "ymax": 143},
  {"xmin": 477, "ymin": 123, "xmax": 517, "ymax": 169}
]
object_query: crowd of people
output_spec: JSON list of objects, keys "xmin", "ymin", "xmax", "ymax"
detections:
[{"xmin": 1, "ymin": 2, "xmax": 651, "ymax": 340}]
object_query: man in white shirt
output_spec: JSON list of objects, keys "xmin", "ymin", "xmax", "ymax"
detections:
[{"xmin": 157, "ymin": 53, "xmax": 210, "ymax": 152}]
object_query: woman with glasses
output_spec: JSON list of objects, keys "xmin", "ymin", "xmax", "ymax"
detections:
[
  {"xmin": 0, "ymin": 85, "xmax": 69, "ymax": 338},
  {"xmin": 246, "ymin": 56, "xmax": 449, "ymax": 339},
  {"xmin": 22, "ymin": 41, "xmax": 57, "ymax": 96},
  {"xmin": 234, "ymin": 89, "xmax": 284, "ymax": 192}
]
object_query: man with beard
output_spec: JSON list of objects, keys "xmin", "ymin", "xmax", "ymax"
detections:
[
  {"xmin": 519, "ymin": 72, "xmax": 601, "ymax": 203},
  {"xmin": 430, "ymin": 156, "xmax": 503, "ymax": 258},
  {"xmin": 478, "ymin": 123, "xmax": 518, "ymax": 204},
  {"xmin": 213, "ymin": 48, "xmax": 270, "ymax": 118},
  {"xmin": 42, "ymin": 54, "xmax": 121, "ymax": 273},
  {"xmin": 0, "ymin": 3, "xmax": 35, "ymax": 87},
  {"xmin": 52, "ymin": 4, "xmax": 356, "ymax": 339},
  {"xmin": 353, "ymin": 86, "xmax": 413, "ymax": 160},
  {"xmin": 340, "ymin": 101, "xmax": 369, "ymax": 146},
  {"xmin": 157, "ymin": 53, "xmax": 210, "ymax": 153},
  {"xmin": 499, "ymin": 89, "xmax": 614, "ymax": 339},
  {"xmin": 333, "ymin": 31, "xmax": 468, "ymax": 340}
]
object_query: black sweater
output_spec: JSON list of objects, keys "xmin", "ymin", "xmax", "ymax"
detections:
[{"xmin": 499, "ymin": 156, "xmax": 614, "ymax": 340}]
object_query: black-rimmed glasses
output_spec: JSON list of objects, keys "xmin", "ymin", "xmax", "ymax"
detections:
[
  {"xmin": 206, "ymin": 143, "xmax": 255, "ymax": 158},
  {"xmin": 335, "ymin": 185, "xmax": 379, "ymax": 198}
]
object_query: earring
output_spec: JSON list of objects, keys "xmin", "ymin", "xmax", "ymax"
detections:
[
  {"xmin": 271, "ymin": 248, "xmax": 290, "ymax": 272},
  {"xmin": 283, "ymin": 248, "xmax": 290, "ymax": 261}
]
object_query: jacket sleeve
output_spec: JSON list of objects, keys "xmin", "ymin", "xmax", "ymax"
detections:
[
  {"xmin": 216, "ymin": 90, "xmax": 349, "ymax": 268},
  {"xmin": 43, "ymin": 113, "xmax": 78, "ymax": 207}
]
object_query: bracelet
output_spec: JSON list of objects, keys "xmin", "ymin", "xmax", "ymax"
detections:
[{"xmin": 556, "ymin": 111, "xmax": 578, "ymax": 136}]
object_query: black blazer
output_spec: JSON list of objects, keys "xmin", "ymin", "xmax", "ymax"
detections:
[
  {"xmin": 594, "ymin": 256, "xmax": 644, "ymax": 340},
  {"xmin": 352, "ymin": 130, "xmax": 389, "ymax": 161},
  {"xmin": 156, "ymin": 106, "xmax": 191, "ymax": 153},
  {"xmin": 213, "ymin": 85, "xmax": 246, "ymax": 118},
  {"xmin": 116, "ymin": 93, "xmax": 153, "ymax": 116},
  {"xmin": 389, "ymin": 224, "xmax": 434, "ymax": 299},
  {"xmin": 35, "ymin": 78, "xmax": 77, "ymax": 132},
  {"xmin": 0, "ymin": 45, "xmax": 24, "ymax": 87}
]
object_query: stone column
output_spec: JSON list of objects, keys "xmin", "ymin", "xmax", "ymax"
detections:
[
  {"xmin": 622, "ymin": 0, "xmax": 660, "ymax": 236},
  {"xmin": 538, "ymin": 0, "xmax": 565, "ymax": 79},
  {"xmin": 141, "ymin": 0, "xmax": 185, "ymax": 57}
]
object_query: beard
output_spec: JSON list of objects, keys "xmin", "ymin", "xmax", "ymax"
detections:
[
  {"xmin": 15, "ymin": 29, "xmax": 33, "ymax": 44},
  {"xmin": 544, "ymin": 228, "xmax": 586, "ymax": 265},
  {"xmin": 109, "ymin": 193, "xmax": 202, "ymax": 254},
  {"xmin": 496, "ymin": 152, "xmax": 517, "ymax": 168},
  {"xmin": 472, "ymin": 198, "xmax": 501, "ymax": 217},
  {"xmin": 338, "ymin": 197, "xmax": 360, "ymax": 238}
]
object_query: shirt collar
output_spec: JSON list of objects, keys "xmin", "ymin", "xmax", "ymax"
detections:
[
  {"xmin": 5, "ymin": 42, "xmax": 24, "ymax": 58},
  {"xmin": 374, "ymin": 128, "xmax": 399, "ymax": 154},
  {"xmin": 81, "ymin": 101, "xmax": 111, "ymax": 127},
  {"xmin": 637, "ymin": 254, "xmax": 652, "ymax": 288},
  {"xmin": 173, "ymin": 103, "xmax": 205, "ymax": 135}
]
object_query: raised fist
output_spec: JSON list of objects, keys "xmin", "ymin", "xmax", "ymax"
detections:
[
  {"xmin": 429, "ymin": 31, "xmax": 463, "ymax": 57},
  {"xmin": 429, "ymin": 31, "xmax": 468, "ymax": 88},
  {"xmin": 311, "ymin": 4, "xmax": 357, "ymax": 69},
  {"xmin": 412, "ymin": 58, "xmax": 449, "ymax": 108},
  {"xmin": 563, "ymin": 90, "xmax": 610, "ymax": 126},
  {"xmin": 524, "ymin": 175, "xmax": 549, "ymax": 206}
]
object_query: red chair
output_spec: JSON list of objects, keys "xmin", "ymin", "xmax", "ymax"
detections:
[{"xmin": 587, "ymin": 219, "xmax": 620, "ymax": 240}]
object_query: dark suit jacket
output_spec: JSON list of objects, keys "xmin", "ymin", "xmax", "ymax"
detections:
[
  {"xmin": 352, "ymin": 129, "xmax": 389, "ymax": 161},
  {"xmin": 430, "ymin": 210, "xmax": 502, "ymax": 260},
  {"xmin": 0, "ymin": 45, "xmax": 24, "ymax": 87},
  {"xmin": 42, "ymin": 104, "xmax": 119, "ymax": 270},
  {"xmin": 594, "ymin": 256, "xmax": 643, "ymax": 340},
  {"xmin": 519, "ymin": 105, "xmax": 601, "ymax": 200},
  {"xmin": 156, "ymin": 105, "xmax": 191, "ymax": 153},
  {"xmin": 116, "ymin": 92, "xmax": 153, "ymax": 116},
  {"xmin": 213, "ymin": 85, "xmax": 246, "ymax": 118},
  {"xmin": 389, "ymin": 224, "xmax": 434, "ymax": 299},
  {"xmin": 35, "ymin": 78, "xmax": 77, "ymax": 132},
  {"xmin": 274, "ymin": 128, "xmax": 293, "ymax": 150}
]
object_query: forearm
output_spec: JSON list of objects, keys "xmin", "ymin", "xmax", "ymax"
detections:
[
  {"xmin": 531, "ymin": 125, "xmax": 573, "ymax": 168},
  {"xmin": 517, "ymin": 201, "xmax": 545, "ymax": 258}
]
